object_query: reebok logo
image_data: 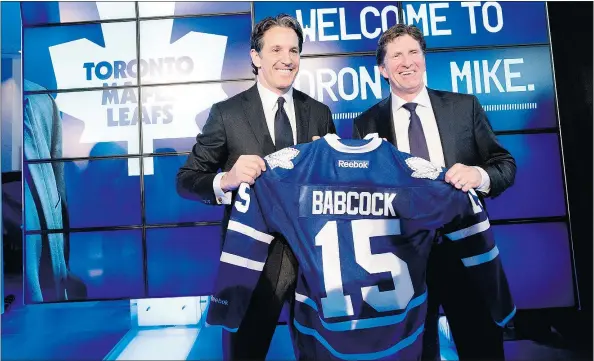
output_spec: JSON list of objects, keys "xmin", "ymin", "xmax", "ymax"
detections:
[
  {"xmin": 337, "ymin": 160, "xmax": 369, "ymax": 169},
  {"xmin": 211, "ymin": 296, "xmax": 229, "ymax": 306}
]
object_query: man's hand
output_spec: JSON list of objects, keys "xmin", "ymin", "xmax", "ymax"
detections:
[
  {"xmin": 220, "ymin": 155, "xmax": 266, "ymax": 192},
  {"xmin": 445, "ymin": 163, "xmax": 482, "ymax": 192}
]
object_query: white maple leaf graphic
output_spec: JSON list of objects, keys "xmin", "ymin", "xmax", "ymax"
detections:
[
  {"xmin": 405, "ymin": 157, "xmax": 442, "ymax": 180},
  {"xmin": 264, "ymin": 147, "xmax": 300, "ymax": 170},
  {"xmin": 49, "ymin": 2, "xmax": 229, "ymax": 176}
]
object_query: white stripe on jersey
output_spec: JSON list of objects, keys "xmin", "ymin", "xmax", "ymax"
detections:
[
  {"xmin": 220, "ymin": 252, "xmax": 265, "ymax": 271},
  {"xmin": 462, "ymin": 246, "xmax": 500, "ymax": 267},
  {"xmin": 228, "ymin": 220, "xmax": 274, "ymax": 244},
  {"xmin": 445, "ymin": 219, "xmax": 490, "ymax": 241}
]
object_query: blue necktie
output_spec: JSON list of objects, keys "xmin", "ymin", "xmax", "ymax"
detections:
[
  {"xmin": 402, "ymin": 102, "xmax": 430, "ymax": 161},
  {"xmin": 275, "ymin": 97, "xmax": 294, "ymax": 150}
]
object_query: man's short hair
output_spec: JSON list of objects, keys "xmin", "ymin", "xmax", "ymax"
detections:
[
  {"xmin": 376, "ymin": 24, "xmax": 426, "ymax": 66},
  {"xmin": 250, "ymin": 13, "xmax": 304, "ymax": 75}
]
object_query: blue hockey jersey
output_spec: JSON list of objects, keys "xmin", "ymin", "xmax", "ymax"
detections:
[{"xmin": 206, "ymin": 134, "xmax": 515, "ymax": 360}]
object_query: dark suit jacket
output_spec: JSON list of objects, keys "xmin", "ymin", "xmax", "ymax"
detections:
[
  {"xmin": 177, "ymin": 83, "xmax": 336, "ymax": 228},
  {"xmin": 352, "ymin": 88, "xmax": 516, "ymax": 198}
]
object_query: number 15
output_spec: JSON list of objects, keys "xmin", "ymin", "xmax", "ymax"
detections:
[{"xmin": 315, "ymin": 219, "xmax": 415, "ymax": 319}]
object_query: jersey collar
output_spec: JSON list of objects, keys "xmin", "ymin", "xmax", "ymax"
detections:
[{"xmin": 324, "ymin": 133, "xmax": 383, "ymax": 153}]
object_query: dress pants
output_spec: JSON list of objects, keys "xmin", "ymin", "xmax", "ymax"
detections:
[
  {"xmin": 422, "ymin": 240, "xmax": 505, "ymax": 361},
  {"xmin": 223, "ymin": 236, "xmax": 298, "ymax": 360}
]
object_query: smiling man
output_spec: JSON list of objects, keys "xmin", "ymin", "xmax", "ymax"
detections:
[
  {"xmin": 352, "ymin": 24, "xmax": 516, "ymax": 361},
  {"xmin": 176, "ymin": 13, "xmax": 335, "ymax": 361}
]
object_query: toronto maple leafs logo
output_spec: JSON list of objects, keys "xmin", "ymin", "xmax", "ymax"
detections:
[
  {"xmin": 405, "ymin": 157, "xmax": 441, "ymax": 180},
  {"xmin": 264, "ymin": 148, "xmax": 300, "ymax": 170},
  {"xmin": 48, "ymin": 2, "xmax": 229, "ymax": 176}
]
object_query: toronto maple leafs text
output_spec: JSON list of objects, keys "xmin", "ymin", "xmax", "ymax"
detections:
[{"xmin": 101, "ymin": 83, "xmax": 175, "ymax": 127}]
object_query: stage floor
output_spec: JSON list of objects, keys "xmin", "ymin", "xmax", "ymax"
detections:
[{"xmin": 1, "ymin": 274, "xmax": 587, "ymax": 361}]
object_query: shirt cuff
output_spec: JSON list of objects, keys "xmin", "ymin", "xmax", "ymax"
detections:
[
  {"xmin": 473, "ymin": 166, "xmax": 491, "ymax": 194},
  {"xmin": 213, "ymin": 172, "xmax": 232, "ymax": 205}
]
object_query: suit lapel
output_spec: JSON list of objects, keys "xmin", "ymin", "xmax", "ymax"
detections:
[
  {"xmin": 241, "ymin": 84, "xmax": 276, "ymax": 155},
  {"xmin": 428, "ymin": 89, "xmax": 457, "ymax": 167},
  {"xmin": 377, "ymin": 95, "xmax": 397, "ymax": 147},
  {"xmin": 293, "ymin": 90, "xmax": 310, "ymax": 144}
]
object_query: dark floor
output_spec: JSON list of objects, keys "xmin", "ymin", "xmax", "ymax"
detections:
[{"xmin": 1, "ymin": 274, "xmax": 591, "ymax": 361}]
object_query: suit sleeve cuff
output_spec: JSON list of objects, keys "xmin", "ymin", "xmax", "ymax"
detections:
[
  {"xmin": 473, "ymin": 166, "xmax": 491, "ymax": 194},
  {"xmin": 213, "ymin": 172, "xmax": 232, "ymax": 205}
]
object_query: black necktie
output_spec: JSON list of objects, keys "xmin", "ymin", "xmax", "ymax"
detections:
[
  {"xmin": 402, "ymin": 102, "xmax": 430, "ymax": 161},
  {"xmin": 275, "ymin": 97, "xmax": 294, "ymax": 150}
]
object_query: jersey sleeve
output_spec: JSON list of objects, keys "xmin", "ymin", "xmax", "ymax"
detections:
[
  {"xmin": 206, "ymin": 181, "xmax": 274, "ymax": 331},
  {"xmin": 440, "ymin": 189, "xmax": 516, "ymax": 328}
]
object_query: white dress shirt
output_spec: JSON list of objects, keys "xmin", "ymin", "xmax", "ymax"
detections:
[
  {"xmin": 391, "ymin": 87, "xmax": 491, "ymax": 193},
  {"xmin": 213, "ymin": 82, "xmax": 297, "ymax": 204}
]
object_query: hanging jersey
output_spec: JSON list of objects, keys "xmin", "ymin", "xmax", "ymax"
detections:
[{"xmin": 206, "ymin": 133, "xmax": 515, "ymax": 360}]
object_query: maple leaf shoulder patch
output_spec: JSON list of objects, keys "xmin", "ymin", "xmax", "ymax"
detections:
[
  {"xmin": 405, "ymin": 157, "xmax": 441, "ymax": 180},
  {"xmin": 264, "ymin": 147, "xmax": 300, "ymax": 170}
]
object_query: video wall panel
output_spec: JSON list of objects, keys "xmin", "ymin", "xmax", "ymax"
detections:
[
  {"xmin": 21, "ymin": 2, "xmax": 136, "ymax": 26},
  {"xmin": 23, "ymin": 21, "xmax": 139, "ymax": 91},
  {"xmin": 24, "ymin": 229, "xmax": 144, "ymax": 303},
  {"xmin": 24, "ymin": 158, "xmax": 142, "ymax": 231},
  {"xmin": 144, "ymin": 155, "xmax": 224, "ymax": 224},
  {"xmin": 493, "ymin": 222, "xmax": 575, "ymax": 309},
  {"xmin": 146, "ymin": 226, "xmax": 222, "ymax": 298},
  {"xmin": 485, "ymin": 133, "xmax": 567, "ymax": 220}
]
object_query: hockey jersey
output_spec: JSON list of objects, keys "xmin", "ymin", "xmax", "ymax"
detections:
[{"xmin": 206, "ymin": 133, "xmax": 515, "ymax": 360}]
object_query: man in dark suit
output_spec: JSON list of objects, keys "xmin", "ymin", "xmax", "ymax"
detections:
[
  {"xmin": 353, "ymin": 24, "xmax": 516, "ymax": 361},
  {"xmin": 177, "ymin": 14, "xmax": 336, "ymax": 360}
]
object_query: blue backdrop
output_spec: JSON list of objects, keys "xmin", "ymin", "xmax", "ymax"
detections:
[{"xmin": 21, "ymin": 1, "xmax": 575, "ymax": 310}]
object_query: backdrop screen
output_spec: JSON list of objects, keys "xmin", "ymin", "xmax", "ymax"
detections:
[
  {"xmin": 146, "ymin": 226, "xmax": 222, "ymax": 298},
  {"xmin": 21, "ymin": 1, "xmax": 574, "ymax": 311}
]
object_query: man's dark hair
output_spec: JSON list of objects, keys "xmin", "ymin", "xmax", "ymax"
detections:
[
  {"xmin": 376, "ymin": 24, "xmax": 426, "ymax": 66},
  {"xmin": 250, "ymin": 13, "xmax": 304, "ymax": 75}
]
